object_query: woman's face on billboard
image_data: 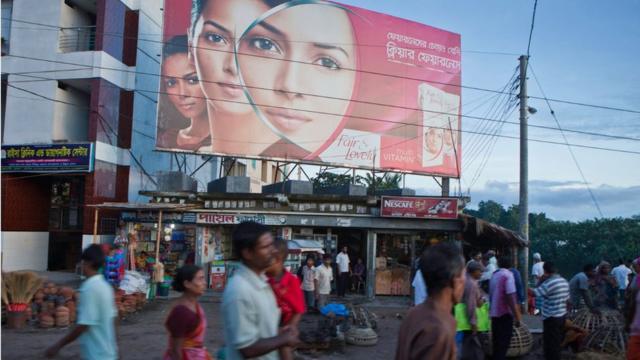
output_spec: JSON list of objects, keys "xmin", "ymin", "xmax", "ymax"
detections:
[
  {"xmin": 192, "ymin": 0, "xmax": 269, "ymax": 114},
  {"xmin": 425, "ymin": 127, "xmax": 443, "ymax": 156},
  {"xmin": 237, "ymin": 4, "xmax": 357, "ymax": 152},
  {"xmin": 162, "ymin": 53, "xmax": 206, "ymax": 119}
]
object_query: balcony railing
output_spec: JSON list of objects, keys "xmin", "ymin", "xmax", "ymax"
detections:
[{"xmin": 58, "ymin": 26, "xmax": 96, "ymax": 53}]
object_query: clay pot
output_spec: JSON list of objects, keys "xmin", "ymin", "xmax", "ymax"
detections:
[
  {"xmin": 7, "ymin": 311, "xmax": 27, "ymax": 329},
  {"xmin": 39, "ymin": 313, "xmax": 54, "ymax": 328},
  {"xmin": 59, "ymin": 287, "xmax": 74, "ymax": 301}
]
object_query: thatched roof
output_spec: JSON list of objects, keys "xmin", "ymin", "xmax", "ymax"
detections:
[{"xmin": 460, "ymin": 214, "xmax": 528, "ymax": 248}]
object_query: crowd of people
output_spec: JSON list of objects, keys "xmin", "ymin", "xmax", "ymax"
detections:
[
  {"xmin": 42, "ymin": 222, "xmax": 640, "ymax": 360},
  {"xmin": 403, "ymin": 248, "xmax": 640, "ymax": 360}
]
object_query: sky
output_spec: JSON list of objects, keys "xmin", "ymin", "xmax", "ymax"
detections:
[{"xmin": 326, "ymin": 0, "xmax": 640, "ymax": 221}]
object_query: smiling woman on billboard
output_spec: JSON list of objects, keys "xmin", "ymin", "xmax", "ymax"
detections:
[
  {"xmin": 236, "ymin": 1, "xmax": 358, "ymax": 159},
  {"xmin": 190, "ymin": 0, "xmax": 280, "ymax": 156},
  {"xmin": 189, "ymin": 0, "xmax": 358, "ymax": 159},
  {"xmin": 157, "ymin": 35, "xmax": 210, "ymax": 151}
]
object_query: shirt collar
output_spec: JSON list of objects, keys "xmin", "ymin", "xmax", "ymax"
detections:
[{"xmin": 237, "ymin": 263, "xmax": 269, "ymax": 290}]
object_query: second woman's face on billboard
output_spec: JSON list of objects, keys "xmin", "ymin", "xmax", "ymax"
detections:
[
  {"xmin": 237, "ymin": 4, "xmax": 357, "ymax": 152},
  {"xmin": 193, "ymin": 0, "xmax": 269, "ymax": 114},
  {"xmin": 162, "ymin": 53, "xmax": 206, "ymax": 120}
]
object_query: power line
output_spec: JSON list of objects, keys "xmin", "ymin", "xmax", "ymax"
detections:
[
  {"xmin": 6, "ymin": 17, "xmax": 640, "ymax": 116},
  {"xmin": 526, "ymin": 0, "xmax": 539, "ymax": 57},
  {"xmin": 4, "ymin": 16, "xmax": 640, "ymax": 115},
  {"xmin": 5, "ymin": 55, "xmax": 640, "ymax": 143},
  {"xmin": 8, "ymin": 79, "xmax": 640, "ymax": 155},
  {"xmin": 529, "ymin": 64, "xmax": 604, "ymax": 218}
]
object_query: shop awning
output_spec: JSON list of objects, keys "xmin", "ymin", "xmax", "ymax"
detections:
[
  {"xmin": 87, "ymin": 202, "xmax": 199, "ymax": 211},
  {"xmin": 460, "ymin": 214, "xmax": 528, "ymax": 248},
  {"xmin": 288, "ymin": 239, "xmax": 325, "ymax": 254}
]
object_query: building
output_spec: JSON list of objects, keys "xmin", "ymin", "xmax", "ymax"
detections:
[{"xmin": 1, "ymin": 0, "xmax": 281, "ymax": 271}]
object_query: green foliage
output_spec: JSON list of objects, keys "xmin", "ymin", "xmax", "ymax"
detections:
[
  {"xmin": 311, "ymin": 172, "xmax": 401, "ymax": 194},
  {"xmin": 465, "ymin": 201, "xmax": 640, "ymax": 277}
]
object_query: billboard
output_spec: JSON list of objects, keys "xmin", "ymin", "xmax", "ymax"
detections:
[
  {"xmin": 157, "ymin": 0, "xmax": 461, "ymax": 177},
  {"xmin": 380, "ymin": 196, "xmax": 459, "ymax": 219}
]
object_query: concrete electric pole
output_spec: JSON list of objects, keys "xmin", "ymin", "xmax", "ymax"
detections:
[{"xmin": 518, "ymin": 55, "xmax": 529, "ymax": 311}]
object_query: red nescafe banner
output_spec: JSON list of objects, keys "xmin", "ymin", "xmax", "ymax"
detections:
[{"xmin": 380, "ymin": 196, "xmax": 459, "ymax": 219}]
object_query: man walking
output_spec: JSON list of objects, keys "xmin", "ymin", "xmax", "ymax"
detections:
[
  {"xmin": 395, "ymin": 243, "xmax": 466, "ymax": 360},
  {"xmin": 531, "ymin": 262, "xmax": 570, "ymax": 360},
  {"xmin": 612, "ymin": 259, "xmax": 632, "ymax": 302},
  {"xmin": 489, "ymin": 254, "xmax": 523, "ymax": 360},
  {"xmin": 46, "ymin": 244, "xmax": 118, "ymax": 359},
  {"xmin": 336, "ymin": 246, "xmax": 350, "ymax": 297},
  {"xmin": 222, "ymin": 222, "xmax": 298, "ymax": 360},
  {"xmin": 315, "ymin": 254, "xmax": 334, "ymax": 310},
  {"xmin": 569, "ymin": 264, "xmax": 597, "ymax": 312}
]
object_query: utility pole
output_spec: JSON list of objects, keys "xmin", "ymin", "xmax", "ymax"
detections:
[{"xmin": 518, "ymin": 55, "xmax": 529, "ymax": 312}]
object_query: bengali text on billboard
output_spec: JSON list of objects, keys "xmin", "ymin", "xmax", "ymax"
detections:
[{"xmin": 157, "ymin": 0, "xmax": 462, "ymax": 177}]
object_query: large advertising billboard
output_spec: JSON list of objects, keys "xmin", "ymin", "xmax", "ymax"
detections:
[{"xmin": 157, "ymin": 0, "xmax": 461, "ymax": 177}]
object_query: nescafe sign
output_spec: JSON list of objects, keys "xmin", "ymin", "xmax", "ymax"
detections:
[{"xmin": 380, "ymin": 196, "xmax": 459, "ymax": 219}]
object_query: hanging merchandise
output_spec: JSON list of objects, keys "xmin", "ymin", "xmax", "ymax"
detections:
[{"xmin": 153, "ymin": 262, "xmax": 165, "ymax": 283}]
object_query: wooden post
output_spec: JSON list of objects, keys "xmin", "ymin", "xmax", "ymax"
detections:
[
  {"xmin": 366, "ymin": 230, "xmax": 377, "ymax": 300},
  {"xmin": 92, "ymin": 208, "xmax": 99, "ymax": 244},
  {"xmin": 155, "ymin": 210, "xmax": 163, "ymax": 261}
]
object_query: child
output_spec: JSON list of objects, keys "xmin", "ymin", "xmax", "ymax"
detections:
[
  {"xmin": 266, "ymin": 238, "xmax": 305, "ymax": 360},
  {"xmin": 301, "ymin": 256, "xmax": 317, "ymax": 311}
]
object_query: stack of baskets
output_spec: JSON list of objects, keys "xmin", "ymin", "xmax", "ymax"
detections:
[
  {"xmin": 572, "ymin": 308, "xmax": 623, "ymax": 333},
  {"xmin": 482, "ymin": 322, "xmax": 533, "ymax": 357}
]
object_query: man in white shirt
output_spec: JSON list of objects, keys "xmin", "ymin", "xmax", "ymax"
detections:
[
  {"xmin": 412, "ymin": 269, "xmax": 428, "ymax": 305},
  {"xmin": 532, "ymin": 253, "xmax": 545, "ymax": 284},
  {"xmin": 221, "ymin": 222, "xmax": 298, "ymax": 360},
  {"xmin": 612, "ymin": 259, "xmax": 632, "ymax": 301},
  {"xmin": 315, "ymin": 254, "xmax": 334, "ymax": 310},
  {"xmin": 336, "ymin": 246, "xmax": 350, "ymax": 297}
]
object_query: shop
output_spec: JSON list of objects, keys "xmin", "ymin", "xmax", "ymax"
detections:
[
  {"xmin": 88, "ymin": 203, "xmax": 199, "ymax": 294},
  {"xmin": 95, "ymin": 190, "xmax": 527, "ymax": 300}
]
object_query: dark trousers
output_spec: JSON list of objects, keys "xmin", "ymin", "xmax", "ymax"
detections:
[
  {"xmin": 543, "ymin": 316, "xmax": 565, "ymax": 360},
  {"xmin": 461, "ymin": 331, "xmax": 485, "ymax": 360},
  {"xmin": 338, "ymin": 272, "xmax": 349, "ymax": 296},
  {"xmin": 491, "ymin": 314, "xmax": 513, "ymax": 360}
]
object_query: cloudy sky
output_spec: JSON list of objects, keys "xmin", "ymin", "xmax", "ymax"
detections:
[{"xmin": 332, "ymin": 0, "xmax": 640, "ymax": 221}]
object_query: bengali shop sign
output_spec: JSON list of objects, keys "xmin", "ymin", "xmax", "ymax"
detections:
[
  {"xmin": 157, "ymin": 0, "xmax": 461, "ymax": 177},
  {"xmin": 1, "ymin": 143, "xmax": 94, "ymax": 173},
  {"xmin": 380, "ymin": 196, "xmax": 459, "ymax": 219},
  {"xmin": 196, "ymin": 213, "xmax": 287, "ymax": 226}
]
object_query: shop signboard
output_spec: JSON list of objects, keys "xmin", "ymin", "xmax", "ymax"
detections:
[
  {"xmin": 196, "ymin": 213, "xmax": 287, "ymax": 226},
  {"xmin": 1, "ymin": 143, "xmax": 94, "ymax": 173},
  {"xmin": 157, "ymin": 0, "xmax": 461, "ymax": 177},
  {"xmin": 380, "ymin": 196, "xmax": 459, "ymax": 219}
]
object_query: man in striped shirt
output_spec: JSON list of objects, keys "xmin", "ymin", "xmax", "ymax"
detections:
[{"xmin": 532, "ymin": 261, "xmax": 570, "ymax": 360}]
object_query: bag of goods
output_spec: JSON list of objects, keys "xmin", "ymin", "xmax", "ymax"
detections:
[{"xmin": 39, "ymin": 313, "xmax": 54, "ymax": 328}]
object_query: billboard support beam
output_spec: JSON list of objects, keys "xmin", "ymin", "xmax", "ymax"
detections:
[{"xmin": 441, "ymin": 177, "xmax": 450, "ymax": 196}]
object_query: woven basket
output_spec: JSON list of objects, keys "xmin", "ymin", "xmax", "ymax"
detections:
[
  {"xmin": 345, "ymin": 327, "xmax": 378, "ymax": 346},
  {"xmin": 482, "ymin": 322, "xmax": 533, "ymax": 357},
  {"xmin": 572, "ymin": 308, "xmax": 623, "ymax": 333},
  {"xmin": 583, "ymin": 324, "xmax": 627, "ymax": 356}
]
